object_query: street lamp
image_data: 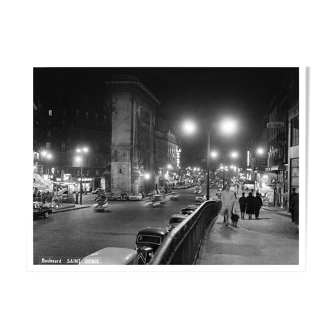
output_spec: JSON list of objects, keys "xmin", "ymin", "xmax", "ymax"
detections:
[
  {"xmin": 144, "ymin": 173, "xmax": 150, "ymax": 196},
  {"xmin": 76, "ymin": 147, "xmax": 88, "ymax": 205},
  {"xmin": 183, "ymin": 119, "xmax": 237, "ymax": 200}
]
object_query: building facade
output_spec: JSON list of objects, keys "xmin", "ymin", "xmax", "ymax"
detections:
[
  {"xmin": 106, "ymin": 75, "xmax": 160, "ymax": 194},
  {"xmin": 247, "ymin": 69, "xmax": 299, "ymax": 208}
]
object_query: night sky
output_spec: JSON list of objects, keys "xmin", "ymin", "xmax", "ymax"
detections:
[{"xmin": 34, "ymin": 67, "xmax": 289, "ymax": 169}]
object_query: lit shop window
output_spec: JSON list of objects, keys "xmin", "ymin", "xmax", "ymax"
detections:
[
  {"xmin": 49, "ymin": 110, "xmax": 52, "ymax": 116},
  {"xmin": 46, "ymin": 142, "xmax": 51, "ymax": 149}
]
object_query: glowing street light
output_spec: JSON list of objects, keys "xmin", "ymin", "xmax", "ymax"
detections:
[
  {"xmin": 211, "ymin": 151, "xmax": 218, "ymax": 158},
  {"xmin": 183, "ymin": 118, "xmax": 237, "ymax": 199},
  {"xmin": 257, "ymin": 147, "xmax": 264, "ymax": 155},
  {"xmin": 76, "ymin": 146, "xmax": 89, "ymax": 205}
]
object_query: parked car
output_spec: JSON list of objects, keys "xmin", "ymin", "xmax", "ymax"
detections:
[
  {"xmin": 33, "ymin": 202, "xmax": 53, "ymax": 219},
  {"xmin": 117, "ymin": 193, "xmax": 129, "ymax": 201},
  {"xmin": 106, "ymin": 193, "xmax": 118, "ymax": 201},
  {"xmin": 135, "ymin": 227, "xmax": 169, "ymax": 264},
  {"xmin": 186, "ymin": 204, "xmax": 198, "ymax": 211},
  {"xmin": 166, "ymin": 214, "xmax": 188, "ymax": 231},
  {"xmin": 79, "ymin": 247, "xmax": 138, "ymax": 265},
  {"xmin": 128, "ymin": 193, "xmax": 143, "ymax": 201},
  {"xmin": 195, "ymin": 194, "xmax": 207, "ymax": 203},
  {"xmin": 180, "ymin": 208, "xmax": 194, "ymax": 215},
  {"xmin": 92, "ymin": 188, "xmax": 104, "ymax": 194}
]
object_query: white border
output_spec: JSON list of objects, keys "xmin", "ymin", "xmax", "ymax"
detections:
[{"xmin": 25, "ymin": 59, "xmax": 307, "ymax": 272}]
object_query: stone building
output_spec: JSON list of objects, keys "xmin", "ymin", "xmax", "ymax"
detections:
[{"xmin": 106, "ymin": 75, "xmax": 161, "ymax": 194}]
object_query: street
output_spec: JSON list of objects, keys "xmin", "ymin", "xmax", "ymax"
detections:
[
  {"xmin": 33, "ymin": 187, "xmax": 211, "ymax": 264},
  {"xmin": 33, "ymin": 187, "xmax": 298, "ymax": 264}
]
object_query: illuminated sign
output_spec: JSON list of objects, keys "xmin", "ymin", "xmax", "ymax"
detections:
[
  {"xmin": 267, "ymin": 122, "xmax": 284, "ymax": 128},
  {"xmin": 247, "ymin": 151, "xmax": 250, "ymax": 166}
]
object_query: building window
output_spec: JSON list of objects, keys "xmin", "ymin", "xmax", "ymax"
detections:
[
  {"xmin": 63, "ymin": 109, "xmax": 66, "ymax": 116},
  {"xmin": 86, "ymin": 112, "xmax": 89, "ymax": 119},
  {"xmin": 62, "ymin": 120, "xmax": 66, "ymax": 126},
  {"xmin": 104, "ymin": 115, "xmax": 107, "ymax": 122},
  {"xmin": 86, "ymin": 169, "xmax": 89, "ymax": 176},
  {"xmin": 47, "ymin": 131, "xmax": 51, "ymax": 138},
  {"xmin": 104, "ymin": 157, "xmax": 107, "ymax": 164},
  {"xmin": 291, "ymin": 116, "xmax": 299, "ymax": 146},
  {"xmin": 76, "ymin": 110, "xmax": 79, "ymax": 117},
  {"xmin": 95, "ymin": 114, "xmax": 98, "ymax": 121},
  {"xmin": 96, "ymin": 169, "xmax": 99, "ymax": 176},
  {"xmin": 49, "ymin": 110, "xmax": 52, "ymax": 116},
  {"xmin": 96, "ymin": 157, "xmax": 99, "ymax": 164},
  {"xmin": 46, "ymin": 142, "xmax": 51, "ymax": 149},
  {"xmin": 61, "ymin": 143, "xmax": 66, "ymax": 151}
]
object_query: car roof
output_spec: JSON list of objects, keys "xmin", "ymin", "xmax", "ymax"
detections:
[
  {"xmin": 137, "ymin": 227, "xmax": 168, "ymax": 236},
  {"xmin": 171, "ymin": 214, "xmax": 187, "ymax": 218},
  {"xmin": 79, "ymin": 247, "xmax": 137, "ymax": 265}
]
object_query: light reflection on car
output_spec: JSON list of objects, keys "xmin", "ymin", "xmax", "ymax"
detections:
[{"xmin": 128, "ymin": 193, "xmax": 143, "ymax": 201}]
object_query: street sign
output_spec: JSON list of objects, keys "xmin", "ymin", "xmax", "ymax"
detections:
[{"xmin": 267, "ymin": 122, "xmax": 284, "ymax": 128}]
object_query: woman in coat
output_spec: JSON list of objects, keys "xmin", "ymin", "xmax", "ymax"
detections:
[
  {"xmin": 246, "ymin": 192, "xmax": 255, "ymax": 219},
  {"xmin": 254, "ymin": 193, "xmax": 263, "ymax": 219},
  {"xmin": 219, "ymin": 184, "xmax": 236, "ymax": 226}
]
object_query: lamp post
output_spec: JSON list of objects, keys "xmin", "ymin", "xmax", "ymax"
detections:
[
  {"xmin": 76, "ymin": 147, "xmax": 88, "ymax": 205},
  {"xmin": 144, "ymin": 173, "xmax": 150, "ymax": 197},
  {"xmin": 183, "ymin": 119, "xmax": 237, "ymax": 200}
]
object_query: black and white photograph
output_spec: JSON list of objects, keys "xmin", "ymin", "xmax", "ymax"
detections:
[{"xmin": 32, "ymin": 67, "xmax": 301, "ymax": 267}]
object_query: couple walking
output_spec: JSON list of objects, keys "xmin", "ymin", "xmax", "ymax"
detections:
[{"xmin": 239, "ymin": 192, "xmax": 263, "ymax": 220}]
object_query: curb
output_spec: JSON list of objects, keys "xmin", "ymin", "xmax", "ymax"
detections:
[{"xmin": 52, "ymin": 205, "xmax": 91, "ymax": 214}]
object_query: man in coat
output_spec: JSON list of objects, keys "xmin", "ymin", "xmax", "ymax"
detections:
[
  {"xmin": 254, "ymin": 193, "xmax": 263, "ymax": 219},
  {"xmin": 246, "ymin": 192, "xmax": 255, "ymax": 220},
  {"xmin": 239, "ymin": 192, "xmax": 247, "ymax": 220}
]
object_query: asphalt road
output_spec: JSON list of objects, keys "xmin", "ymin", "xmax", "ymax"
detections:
[{"xmin": 33, "ymin": 187, "xmax": 218, "ymax": 264}]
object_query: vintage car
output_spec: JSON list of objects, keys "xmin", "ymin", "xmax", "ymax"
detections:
[
  {"xmin": 179, "ymin": 207, "xmax": 194, "ymax": 215},
  {"xmin": 135, "ymin": 227, "xmax": 169, "ymax": 264},
  {"xmin": 79, "ymin": 247, "xmax": 138, "ymax": 265},
  {"xmin": 151, "ymin": 194, "xmax": 165, "ymax": 206},
  {"xmin": 117, "ymin": 193, "xmax": 129, "ymax": 201},
  {"xmin": 170, "ymin": 192, "xmax": 179, "ymax": 200},
  {"xmin": 33, "ymin": 202, "xmax": 53, "ymax": 219},
  {"xmin": 128, "ymin": 193, "xmax": 143, "ymax": 201},
  {"xmin": 106, "ymin": 193, "xmax": 118, "ymax": 201},
  {"xmin": 92, "ymin": 188, "xmax": 104, "ymax": 195},
  {"xmin": 166, "ymin": 214, "xmax": 188, "ymax": 231},
  {"xmin": 195, "ymin": 194, "xmax": 207, "ymax": 203}
]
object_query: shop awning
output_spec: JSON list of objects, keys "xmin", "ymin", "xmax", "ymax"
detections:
[
  {"xmin": 33, "ymin": 172, "xmax": 53, "ymax": 189},
  {"xmin": 270, "ymin": 165, "xmax": 287, "ymax": 171}
]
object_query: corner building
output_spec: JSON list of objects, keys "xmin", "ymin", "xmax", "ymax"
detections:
[{"xmin": 106, "ymin": 76, "xmax": 160, "ymax": 194}]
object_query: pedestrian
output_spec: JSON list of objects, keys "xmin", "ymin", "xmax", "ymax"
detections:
[
  {"xmin": 239, "ymin": 192, "xmax": 247, "ymax": 220},
  {"xmin": 246, "ymin": 192, "xmax": 255, "ymax": 219},
  {"xmin": 283, "ymin": 191, "xmax": 289, "ymax": 211},
  {"xmin": 254, "ymin": 193, "xmax": 263, "ymax": 219},
  {"xmin": 291, "ymin": 192, "xmax": 299, "ymax": 226},
  {"xmin": 219, "ymin": 184, "xmax": 236, "ymax": 226},
  {"xmin": 241, "ymin": 184, "xmax": 244, "ymax": 192},
  {"xmin": 289, "ymin": 188, "xmax": 297, "ymax": 222}
]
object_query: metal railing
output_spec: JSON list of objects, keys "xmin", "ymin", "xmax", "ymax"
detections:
[{"xmin": 149, "ymin": 200, "xmax": 221, "ymax": 265}]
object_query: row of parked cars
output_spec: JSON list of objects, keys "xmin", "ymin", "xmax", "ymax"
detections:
[{"xmin": 80, "ymin": 190, "xmax": 209, "ymax": 265}]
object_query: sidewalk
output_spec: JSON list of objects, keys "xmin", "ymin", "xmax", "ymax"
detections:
[{"xmin": 196, "ymin": 209, "xmax": 299, "ymax": 265}]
